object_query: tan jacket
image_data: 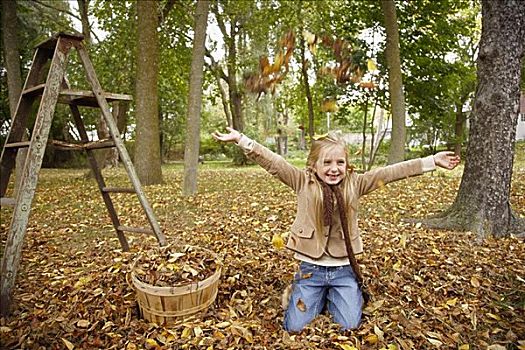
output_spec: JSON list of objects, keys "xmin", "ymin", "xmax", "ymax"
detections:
[{"xmin": 246, "ymin": 141, "xmax": 429, "ymax": 259}]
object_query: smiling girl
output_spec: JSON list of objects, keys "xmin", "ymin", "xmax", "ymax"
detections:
[{"xmin": 212, "ymin": 127, "xmax": 460, "ymax": 332}]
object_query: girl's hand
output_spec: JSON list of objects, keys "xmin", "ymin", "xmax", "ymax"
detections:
[
  {"xmin": 434, "ymin": 151, "xmax": 461, "ymax": 170},
  {"xmin": 212, "ymin": 127, "xmax": 242, "ymax": 143}
]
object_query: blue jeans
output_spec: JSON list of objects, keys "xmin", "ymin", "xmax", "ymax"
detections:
[{"xmin": 283, "ymin": 261, "xmax": 363, "ymax": 332}]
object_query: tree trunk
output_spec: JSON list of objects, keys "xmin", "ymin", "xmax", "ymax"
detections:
[
  {"xmin": 454, "ymin": 101, "xmax": 466, "ymax": 156},
  {"xmin": 135, "ymin": 0, "xmax": 163, "ymax": 185},
  {"xmin": 381, "ymin": 0, "xmax": 406, "ymax": 164},
  {"xmin": 300, "ymin": 35, "xmax": 315, "ymax": 144},
  {"xmin": 423, "ymin": 0, "xmax": 525, "ymax": 237},
  {"xmin": 77, "ymin": 0, "xmax": 91, "ymax": 43},
  {"xmin": 183, "ymin": 0, "xmax": 209, "ymax": 196},
  {"xmin": 2, "ymin": 0, "xmax": 25, "ymax": 194}
]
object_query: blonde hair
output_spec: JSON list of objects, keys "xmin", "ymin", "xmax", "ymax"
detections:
[{"xmin": 306, "ymin": 133, "xmax": 354, "ymax": 249}]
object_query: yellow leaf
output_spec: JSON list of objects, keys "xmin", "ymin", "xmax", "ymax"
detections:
[
  {"xmin": 61, "ymin": 338, "xmax": 75, "ymax": 350},
  {"xmin": 432, "ymin": 248, "xmax": 441, "ymax": 255},
  {"xmin": 399, "ymin": 233, "xmax": 407, "ymax": 248},
  {"xmin": 272, "ymin": 234, "xmax": 285, "ymax": 249},
  {"xmin": 393, "ymin": 260, "xmax": 402, "ymax": 271},
  {"xmin": 181, "ymin": 327, "xmax": 192, "ymax": 338},
  {"xmin": 365, "ymin": 334, "xmax": 379, "ymax": 344},
  {"xmin": 303, "ymin": 30, "xmax": 316, "ymax": 45},
  {"xmin": 338, "ymin": 344, "xmax": 358, "ymax": 350},
  {"xmin": 446, "ymin": 298, "xmax": 458, "ymax": 306},
  {"xmin": 387, "ymin": 345, "xmax": 398, "ymax": 350},
  {"xmin": 145, "ymin": 338, "xmax": 159, "ymax": 350},
  {"xmin": 486, "ymin": 313, "xmax": 501, "ymax": 321},
  {"xmin": 458, "ymin": 345, "xmax": 470, "ymax": 350},
  {"xmin": 367, "ymin": 59, "xmax": 378, "ymax": 71}
]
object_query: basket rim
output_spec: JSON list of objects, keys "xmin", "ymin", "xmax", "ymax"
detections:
[{"xmin": 129, "ymin": 245, "xmax": 222, "ymax": 296}]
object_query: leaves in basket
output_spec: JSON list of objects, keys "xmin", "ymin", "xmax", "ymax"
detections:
[{"xmin": 133, "ymin": 247, "xmax": 218, "ymax": 287}]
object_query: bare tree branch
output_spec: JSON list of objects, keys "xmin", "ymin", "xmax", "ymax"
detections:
[{"xmin": 32, "ymin": 0, "xmax": 101, "ymax": 43}]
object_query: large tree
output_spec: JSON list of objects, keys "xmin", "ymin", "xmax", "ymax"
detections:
[
  {"xmin": 381, "ymin": 0, "xmax": 406, "ymax": 164},
  {"xmin": 427, "ymin": 0, "xmax": 525, "ymax": 237},
  {"xmin": 1, "ymin": 0, "xmax": 25, "ymax": 192},
  {"xmin": 135, "ymin": 0, "xmax": 163, "ymax": 185},
  {"xmin": 182, "ymin": 0, "xmax": 209, "ymax": 196}
]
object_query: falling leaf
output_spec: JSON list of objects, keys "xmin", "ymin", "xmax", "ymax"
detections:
[
  {"xmin": 367, "ymin": 59, "xmax": 378, "ymax": 71},
  {"xmin": 296, "ymin": 299, "xmax": 307, "ymax": 312},
  {"xmin": 61, "ymin": 338, "xmax": 75, "ymax": 350},
  {"xmin": 321, "ymin": 99, "xmax": 338, "ymax": 113},
  {"xmin": 359, "ymin": 81, "xmax": 376, "ymax": 89}
]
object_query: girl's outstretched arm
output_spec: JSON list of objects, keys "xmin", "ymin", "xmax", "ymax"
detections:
[
  {"xmin": 212, "ymin": 127, "xmax": 242, "ymax": 143},
  {"xmin": 433, "ymin": 151, "xmax": 461, "ymax": 170}
]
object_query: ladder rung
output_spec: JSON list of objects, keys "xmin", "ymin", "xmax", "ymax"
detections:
[
  {"xmin": 20, "ymin": 85, "xmax": 132, "ymax": 108},
  {"xmin": 58, "ymin": 89, "xmax": 133, "ymax": 107},
  {"xmin": 50, "ymin": 140, "xmax": 83, "ymax": 150},
  {"xmin": 102, "ymin": 187, "xmax": 136, "ymax": 193},
  {"xmin": 22, "ymin": 84, "xmax": 46, "ymax": 97},
  {"xmin": 84, "ymin": 140, "xmax": 116, "ymax": 150},
  {"xmin": 117, "ymin": 226, "xmax": 154, "ymax": 235},
  {"xmin": 4, "ymin": 141, "xmax": 31, "ymax": 149},
  {"xmin": 0, "ymin": 197, "xmax": 16, "ymax": 207}
]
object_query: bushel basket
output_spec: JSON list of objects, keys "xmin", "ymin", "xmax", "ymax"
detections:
[{"xmin": 130, "ymin": 246, "xmax": 221, "ymax": 325}]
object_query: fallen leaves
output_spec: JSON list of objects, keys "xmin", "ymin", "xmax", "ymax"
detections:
[{"xmin": 0, "ymin": 167, "xmax": 524, "ymax": 349}]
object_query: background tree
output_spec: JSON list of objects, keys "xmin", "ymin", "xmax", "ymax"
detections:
[
  {"xmin": 183, "ymin": 0, "xmax": 209, "ymax": 196},
  {"xmin": 1, "ymin": 0, "xmax": 25, "ymax": 192},
  {"xmin": 381, "ymin": 0, "xmax": 406, "ymax": 164},
  {"xmin": 425, "ymin": 0, "xmax": 525, "ymax": 237},
  {"xmin": 135, "ymin": 0, "xmax": 163, "ymax": 185}
]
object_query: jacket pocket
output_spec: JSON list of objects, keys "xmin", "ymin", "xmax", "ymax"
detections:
[{"xmin": 291, "ymin": 224, "xmax": 315, "ymax": 238}]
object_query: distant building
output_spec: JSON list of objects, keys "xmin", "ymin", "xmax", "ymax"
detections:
[{"xmin": 517, "ymin": 91, "xmax": 525, "ymax": 141}]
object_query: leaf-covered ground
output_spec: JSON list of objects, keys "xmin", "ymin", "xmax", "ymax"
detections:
[{"xmin": 1, "ymin": 163, "xmax": 524, "ymax": 349}]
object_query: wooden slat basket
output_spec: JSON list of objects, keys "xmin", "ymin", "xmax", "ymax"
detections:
[{"xmin": 129, "ymin": 247, "xmax": 221, "ymax": 325}]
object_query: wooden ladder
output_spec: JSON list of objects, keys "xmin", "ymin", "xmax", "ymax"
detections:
[{"xmin": 0, "ymin": 32, "xmax": 167, "ymax": 315}]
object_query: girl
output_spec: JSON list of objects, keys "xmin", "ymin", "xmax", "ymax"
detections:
[{"xmin": 212, "ymin": 127, "xmax": 460, "ymax": 332}]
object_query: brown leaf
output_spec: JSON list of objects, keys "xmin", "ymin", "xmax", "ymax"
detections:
[{"xmin": 296, "ymin": 298, "xmax": 307, "ymax": 312}]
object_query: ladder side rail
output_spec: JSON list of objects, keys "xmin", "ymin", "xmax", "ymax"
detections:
[
  {"xmin": 66, "ymin": 101, "xmax": 130, "ymax": 251},
  {"xmin": 0, "ymin": 38, "xmax": 72, "ymax": 316},
  {"xmin": 1, "ymin": 49, "xmax": 50, "ymax": 197},
  {"xmin": 75, "ymin": 43, "xmax": 167, "ymax": 247}
]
